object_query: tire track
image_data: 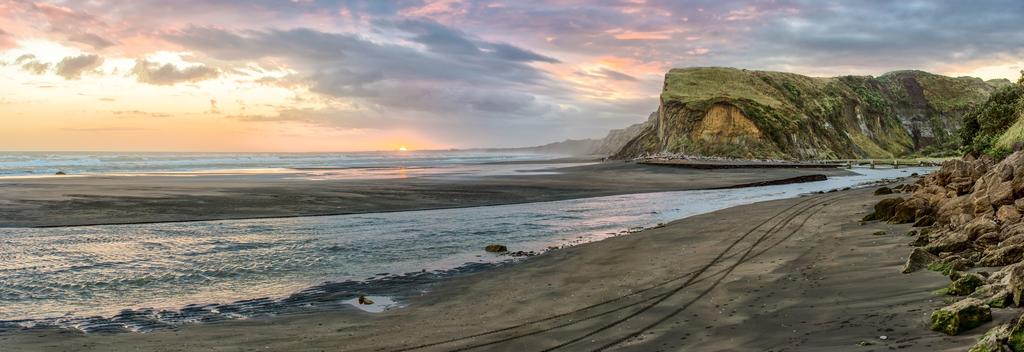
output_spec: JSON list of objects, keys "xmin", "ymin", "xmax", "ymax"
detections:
[
  {"xmin": 581, "ymin": 195, "xmax": 844, "ymax": 352},
  {"xmin": 389, "ymin": 194, "xmax": 833, "ymax": 352}
]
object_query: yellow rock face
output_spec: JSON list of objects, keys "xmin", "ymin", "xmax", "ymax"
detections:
[{"xmin": 691, "ymin": 103, "xmax": 763, "ymax": 144}]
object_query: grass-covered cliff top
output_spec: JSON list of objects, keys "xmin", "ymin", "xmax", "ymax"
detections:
[{"xmin": 662, "ymin": 67, "xmax": 1000, "ymax": 114}]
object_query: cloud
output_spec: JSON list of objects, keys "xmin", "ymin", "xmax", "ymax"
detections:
[
  {"xmin": 576, "ymin": 67, "xmax": 639, "ymax": 82},
  {"xmin": 55, "ymin": 54, "xmax": 103, "ymax": 79},
  {"xmin": 132, "ymin": 59, "xmax": 220, "ymax": 85},
  {"xmin": 21, "ymin": 61, "xmax": 50, "ymax": 74},
  {"xmin": 69, "ymin": 33, "xmax": 115, "ymax": 49},
  {"xmin": 162, "ymin": 21, "xmax": 568, "ymax": 136}
]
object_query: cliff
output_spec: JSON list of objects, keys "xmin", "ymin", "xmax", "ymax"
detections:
[{"xmin": 613, "ymin": 67, "xmax": 1003, "ymax": 160}]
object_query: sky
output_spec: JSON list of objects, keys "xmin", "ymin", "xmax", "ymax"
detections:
[{"xmin": 1, "ymin": 0, "xmax": 1023, "ymax": 152}]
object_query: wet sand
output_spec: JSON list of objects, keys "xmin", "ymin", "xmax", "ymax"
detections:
[
  {"xmin": 0, "ymin": 162, "xmax": 847, "ymax": 227},
  {"xmin": 2, "ymin": 183, "xmax": 1011, "ymax": 351}
]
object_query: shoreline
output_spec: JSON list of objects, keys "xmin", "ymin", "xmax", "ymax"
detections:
[
  {"xmin": 0, "ymin": 162, "xmax": 851, "ymax": 228},
  {"xmin": 25, "ymin": 173, "xmax": 833, "ymax": 229},
  {"xmin": 0, "ymin": 175, "xmax": 995, "ymax": 351}
]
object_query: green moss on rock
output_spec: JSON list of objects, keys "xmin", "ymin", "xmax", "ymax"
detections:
[
  {"xmin": 948, "ymin": 274, "xmax": 986, "ymax": 296},
  {"xmin": 930, "ymin": 298, "xmax": 992, "ymax": 335}
]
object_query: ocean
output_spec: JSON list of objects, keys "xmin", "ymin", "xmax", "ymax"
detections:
[{"xmin": 0, "ymin": 151, "xmax": 558, "ymax": 177}]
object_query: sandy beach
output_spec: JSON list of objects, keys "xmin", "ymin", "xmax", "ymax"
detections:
[
  {"xmin": 1, "ymin": 178, "xmax": 1005, "ymax": 351},
  {"xmin": 0, "ymin": 162, "xmax": 848, "ymax": 227}
]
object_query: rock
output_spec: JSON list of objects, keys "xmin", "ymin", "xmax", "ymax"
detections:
[
  {"xmin": 864, "ymin": 197, "xmax": 905, "ymax": 221},
  {"xmin": 1009, "ymin": 265, "xmax": 1024, "ymax": 306},
  {"xmin": 914, "ymin": 215, "xmax": 936, "ymax": 227},
  {"xmin": 910, "ymin": 232, "xmax": 930, "ymax": 247},
  {"xmin": 902, "ymin": 248, "xmax": 939, "ymax": 273},
  {"xmin": 1008, "ymin": 314, "xmax": 1024, "ymax": 351},
  {"xmin": 925, "ymin": 231, "xmax": 972, "ymax": 254},
  {"xmin": 874, "ymin": 187, "xmax": 894, "ymax": 195},
  {"xmin": 872, "ymin": 230, "xmax": 887, "ymax": 236},
  {"xmin": 358, "ymin": 295, "xmax": 374, "ymax": 305},
  {"xmin": 990, "ymin": 181, "xmax": 1016, "ymax": 207},
  {"xmin": 930, "ymin": 298, "xmax": 992, "ymax": 335},
  {"xmin": 980, "ymin": 244, "xmax": 1024, "ymax": 267},
  {"xmin": 969, "ymin": 324, "xmax": 1010, "ymax": 352},
  {"xmin": 948, "ymin": 274, "xmax": 986, "ymax": 296},
  {"xmin": 891, "ymin": 197, "xmax": 929, "ymax": 224},
  {"xmin": 976, "ymin": 232, "xmax": 1003, "ymax": 248},
  {"xmin": 998, "ymin": 205, "xmax": 1022, "ymax": 225},
  {"xmin": 1016, "ymin": 199, "xmax": 1024, "ymax": 213},
  {"xmin": 484, "ymin": 244, "xmax": 508, "ymax": 253},
  {"xmin": 55, "ymin": 171, "xmax": 66, "ymax": 175},
  {"xmin": 965, "ymin": 217, "xmax": 1000, "ymax": 241}
]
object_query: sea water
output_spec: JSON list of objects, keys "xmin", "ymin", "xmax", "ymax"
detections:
[{"xmin": 0, "ymin": 166, "xmax": 930, "ymax": 332}]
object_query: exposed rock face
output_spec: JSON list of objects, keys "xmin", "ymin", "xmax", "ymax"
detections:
[{"xmin": 613, "ymin": 67, "xmax": 1002, "ymax": 159}]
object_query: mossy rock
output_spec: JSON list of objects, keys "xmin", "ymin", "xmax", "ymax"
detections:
[
  {"xmin": 948, "ymin": 274, "xmax": 986, "ymax": 296},
  {"xmin": 930, "ymin": 298, "xmax": 992, "ymax": 335},
  {"xmin": 969, "ymin": 324, "xmax": 1010, "ymax": 352},
  {"xmin": 1009, "ymin": 314, "xmax": 1024, "ymax": 351},
  {"xmin": 874, "ymin": 187, "xmax": 894, "ymax": 195},
  {"xmin": 928, "ymin": 262, "xmax": 965, "ymax": 276},
  {"xmin": 484, "ymin": 244, "xmax": 508, "ymax": 253}
]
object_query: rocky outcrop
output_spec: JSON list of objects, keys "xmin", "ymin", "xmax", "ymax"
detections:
[
  {"xmin": 613, "ymin": 67, "xmax": 1002, "ymax": 159},
  {"xmin": 871, "ymin": 151, "xmax": 1024, "ymax": 340}
]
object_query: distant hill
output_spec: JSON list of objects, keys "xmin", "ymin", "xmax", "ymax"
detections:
[{"xmin": 611, "ymin": 67, "xmax": 1005, "ymax": 160}]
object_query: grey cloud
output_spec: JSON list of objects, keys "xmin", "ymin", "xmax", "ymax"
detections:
[
  {"xmin": 163, "ymin": 22, "xmax": 566, "ymax": 135},
  {"xmin": 132, "ymin": 59, "xmax": 220, "ymax": 85},
  {"xmin": 15, "ymin": 54, "xmax": 36, "ymax": 64},
  {"xmin": 55, "ymin": 54, "xmax": 103, "ymax": 79},
  {"xmin": 14, "ymin": 54, "xmax": 50, "ymax": 74},
  {"xmin": 69, "ymin": 33, "xmax": 116, "ymax": 49},
  {"xmin": 22, "ymin": 61, "xmax": 51, "ymax": 75}
]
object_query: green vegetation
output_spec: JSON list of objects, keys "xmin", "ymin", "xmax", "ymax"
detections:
[{"xmin": 960, "ymin": 72, "xmax": 1024, "ymax": 158}]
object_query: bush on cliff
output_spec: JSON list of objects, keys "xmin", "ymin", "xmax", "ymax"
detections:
[{"xmin": 962, "ymin": 71, "xmax": 1024, "ymax": 159}]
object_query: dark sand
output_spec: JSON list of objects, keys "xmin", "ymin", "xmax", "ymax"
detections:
[
  {"xmin": 0, "ymin": 162, "xmax": 848, "ymax": 227},
  {"xmin": 2, "ymin": 184, "xmax": 1013, "ymax": 351}
]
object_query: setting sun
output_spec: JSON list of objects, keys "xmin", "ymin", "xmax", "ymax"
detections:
[{"xmin": 398, "ymin": 146, "xmax": 408, "ymax": 151}]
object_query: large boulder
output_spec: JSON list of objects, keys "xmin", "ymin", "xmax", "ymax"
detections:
[
  {"xmin": 891, "ymin": 197, "xmax": 930, "ymax": 224},
  {"xmin": 863, "ymin": 197, "xmax": 905, "ymax": 221},
  {"xmin": 930, "ymin": 298, "xmax": 992, "ymax": 335},
  {"xmin": 902, "ymin": 248, "xmax": 939, "ymax": 274}
]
